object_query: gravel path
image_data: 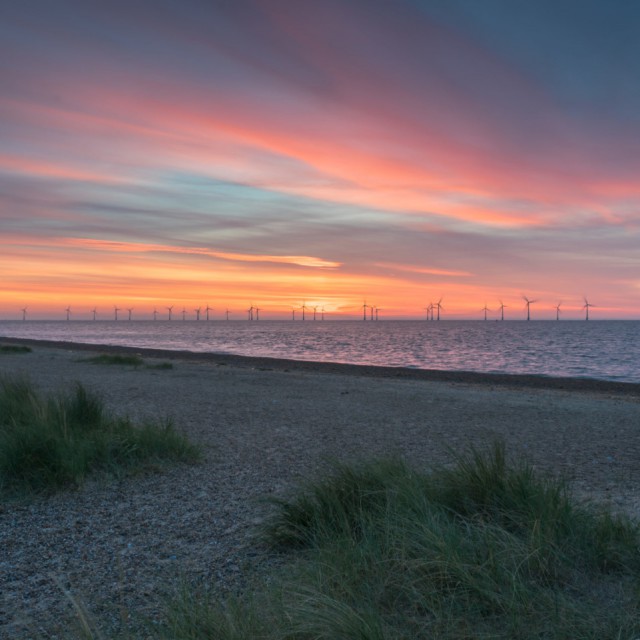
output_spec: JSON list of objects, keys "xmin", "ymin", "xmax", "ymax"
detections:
[{"xmin": 1, "ymin": 340, "xmax": 639, "ymax": 638}]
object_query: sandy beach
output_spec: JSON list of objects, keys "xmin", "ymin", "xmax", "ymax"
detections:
[{"xmin": 1, "ymin": 338, "xmax": 639, "ymax": 638}]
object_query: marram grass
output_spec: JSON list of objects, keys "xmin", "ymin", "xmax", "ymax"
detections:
[
  {"xmin": 79, "ymin": 353, "xmax": 145, "ymax": 367},
  {"xmin": 164, "ymin": 444, "xmax": 640, "ymax": 640},
  {"xmin": 0, "ymin": 343, "xmax": 32, "ymax": 354},
  {"xmin": 0, "ymin": 377, "xmax": 199, "ymax": 496}
]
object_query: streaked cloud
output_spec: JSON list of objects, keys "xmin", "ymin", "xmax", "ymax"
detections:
[{"xmin": 1, "ymin": 0, "xmax": 639, "ymax": 317}]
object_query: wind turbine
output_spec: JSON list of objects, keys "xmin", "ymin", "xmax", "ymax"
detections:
[
  {"xmin": 127, "ymin": 308, "xmax": 133, "ymax": 321},
  {"xmin": 321, "ymin": 306, "xmax": 325, "ymax": 320},
  {"xmin": 166, "ymin": 305, "xmax": 173, "ymax": 321},
  {"xmin": 153, "ymin": 307, "xmax": 158, "ymax": 321},
  {"xmin": 522, "ymin": 296, "xmax": 537, "ymax": 321},
  {"xmin": 481, "ymin": 303, "xmax": 491, "ymax": 321},
  {"xmin": 362, "ymin": 300, "xmax": 368, "ymax": 321},
  {"xmin": 555, "ymin": 302, "xmax": 562, "ymax": 321},
  {"xmin": 313, "ymin": 305, "xmax": 318, "ymax": 321},
  {"xmin": 435, "ymin": 298, "xmax": 443, "ymax": 321},
  {"xmin": 181, "ymin": 307, "xmax": 187, "ymax": 321},
  {"xmin": 423, "ymin": 303, "xmax": 432, "ymax": 321},
  {"xmin": 65, "ymin": 306, "xmax": 71, "ymax": 321},
  {"xmin": 21, "ymin": 307, "xmax": 27, "ymax": 321},
  {"xmin": 114, "ymin": 306, "xmax": 120, "ymax": 321},
  {"xmin": 301, "ymin": 301, "xmax": 308, "ymax": 321},
  {"xmin": 195, "ymin": 307, "xmax": 201, "ymax": 321},
  {"xmin": 583, "ymin": 297, "xmax": 595, "ymax": 321},
  {"xmin": 255, "ymin": 306, "xmax": 261, "ymax": 320},
  {"xmin": 498, "ymin": 300, "xmax": 507, "ymax": 321},
  {"xmin": 370, "ymin": 305, "xmax": 375, "ymax": 321},
  {"xmin": 225, "ymin": 309, "xmax": 231, "ymax": 321},
  {"xmin": 205, "ymin": 304, "xmax": 212, "ymax": 321},
  {"xmin": 247, "ymin": 304, "xmax": 254, "ymax": 321},
  {"xmin": 91, "ymin": 308, "xmax": 98, "ymax": 321},
  {"xmin": 291, "ymin": 306, "xmax": 296, "ymax": 321},
  {"xmin": 375, "ymin": 307, "xmax": 381, "ymax": 321}
]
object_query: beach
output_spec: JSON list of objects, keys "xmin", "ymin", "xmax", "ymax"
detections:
[{"xmin": 1, "ymin": 339, "xmax": 639, "ymax": 637}]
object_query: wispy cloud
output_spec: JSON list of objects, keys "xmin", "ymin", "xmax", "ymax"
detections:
[
  {"xmin": 374, "ymin": 263, "xmax": 473, "ymax": 278},
  {"xmin": 61, "ymin": 238, "xmax": 342, "ymax": 269}
]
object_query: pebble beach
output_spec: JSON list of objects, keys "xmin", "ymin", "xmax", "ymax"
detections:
[{"xmin": 1, "ymin": 338, "xmax": 639, "ymax": 638}]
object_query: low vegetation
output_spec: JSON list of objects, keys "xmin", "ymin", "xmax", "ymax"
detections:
[
  {"xmin": 79, "ymin": 353, "xmax": 145, "ymax": 367},
  {"xmin": 164, "ymin": 444, "xmax": 640, "ymax": 639},
  {"xmin": 0, "ymin": 377, "xmax": 199, "ymax": 497},
  {"xmin": 146, "ymin": 362, "xmax": 174, "ymax": 370},
  {"xmin": 0, "ymin": 344, "xmax": 32, "ymax": 354},
  {"xmin": 79, "ymin": 353, "xmax": 174, "ymax": 370}
]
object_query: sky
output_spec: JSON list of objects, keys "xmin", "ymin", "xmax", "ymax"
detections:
[{"xmin": 2, "ymin": 0, "xmax": 639, "ymax": 320}]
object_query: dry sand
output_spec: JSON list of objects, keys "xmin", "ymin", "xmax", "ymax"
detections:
[{"xmin": 1, "ymin": 338, "xmax": 639, "ymax": 637}]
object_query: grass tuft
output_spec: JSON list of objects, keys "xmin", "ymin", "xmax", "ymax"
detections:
[
  {"xmin": 0, "ymin": 377, "xmax": 199, "ymax": 496},
  {"xmin": 146, "ymin": 362, "xmax": 174, "ymax": 370},
  {"xmin": 0, "ymin": 344, "xmax": 32, "ymax": 354},
  {"xmin": 164, "ymin": 444, "xmax": 640, "ymax": 639},
  {"xmin": 80, "ymin": 353, "xmax": 145, "ymax": 367}
]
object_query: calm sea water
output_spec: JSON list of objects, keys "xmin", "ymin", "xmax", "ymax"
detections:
[{"xmin": 1, "ymin": 320, "xmax": 638, "ymax": 383}]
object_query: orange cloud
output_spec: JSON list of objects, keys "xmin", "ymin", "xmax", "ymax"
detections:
[
  {"xmin": 0, "ymin": 153, "xmax": 129, "ymax": 184},
  {"xmin": 61, "ymin": 238, "xmax": 341, "ymax": 268},
  {"xmin": 373, "ymin": 262, "xmax": 473, "ymax": 277}
]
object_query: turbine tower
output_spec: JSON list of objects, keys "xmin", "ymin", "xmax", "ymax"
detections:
[
  {"xmin": 301, "ymin": 301, "xmax": 308, "ymax": 321},
  {"xmin": 21, "ymin": 307, "xmax": 27, "ymax": 321},
  {"xmin": 91, "ymin": 308, "xmax": 97, "ymax": 321},
  {"xmin": 247, "ymin": 304, "xmax": 254, "ymax": 321},
  {"xmin": 65, "ymin": 306, "xmax": 71, "ymax": 321},
  {"xmin": 114, "ymin": 306, "xmax": 120, "ymax": 321},
  {"xmin": 522, "ymin": 296, "xmax": 537, "ymax": 321},
  {"xmin": 291, "ymin": 306, "xmax": 296, "ymax": 321},
  {"xmin": 127, "ymin": 308, "xmax": 133, "ymax": 321},
  {"xmin": 205, "ymin": 304, "xmax": 212, "ymax": 321},
  {"xmin": 375, "ymin": 307, "xmax": 380, "ymax": 321},
  {"xmin": 362, "ymin": 300, "xmax": 368, "ymax": 321},
  {"xmin": 583, "ymin": 297, "xmax": 595, "ymax": 321},
  {"xmin": 555, "ymin": 302, "xmax": 562, "ymax": 321},
  {"xmin": 181, "ymin": 307, "xmax": 187, "ymax": 321},
  {"xmin": 498, "ymin": 301, "xmax": 507, "ymax": 321},
  {"xmin": 153, "ymin": 307, "xmax": 158, "ymax": 321},
  {"xmin": 255, "ymin": 306, "xmax": 261, "ymax": 320},
  {"xmin": 195, "ymin": 307, "xmax": 201, "ymax": 321},
  {"xmin": 435, "ymin": 298, "xmax": 443, "ymax": 321},
  {"xmin": 481, "ymin": 303, "xmax": 491, "ymax": 321},
  {"xmin": 313, "ymin": 305, "xmax": 318, "ymax": 321},
  {"xmin": 166, "ymin": 305, "xmax": 173, "ymax": 321},
  {"xmin": 225, "ymin": 309, "xmax": 231, "ymax": 321},
  {"xmin": 321, "ymin": 306, "xmax": 325, "ymax": 321}
]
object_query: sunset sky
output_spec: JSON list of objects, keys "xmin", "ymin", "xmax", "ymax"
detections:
[{"xmin": 2, "ymin": 0, "xmax": 639, "ymax": 320}]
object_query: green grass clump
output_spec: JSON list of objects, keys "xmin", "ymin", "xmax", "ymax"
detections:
[
  {"xmin": 0, "ymin": 377, "xmax": 199, "ymax": 496},
  {"xmin": 164, "ymin": 444, "xmax": 640, "ymax": 639},
  {"xmin": 0, "ymin": 344, "xmax": 32, "ymax": 354},
  {"xmin": 80, "ymin": 353, "xmax": 145, "ymax": 367},
  {"xmin": 146, "ymin": 362, "xmax": 174, "ymax": 370}
]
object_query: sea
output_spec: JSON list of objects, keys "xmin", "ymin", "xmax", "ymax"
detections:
[{"xmin": 1, "ymin": 319, "xmax": 638, "ymax": 384}]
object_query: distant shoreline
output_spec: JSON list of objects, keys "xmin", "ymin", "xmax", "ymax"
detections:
[{"xmin": 2, "ymin": 335, "xmax": 639, "ymax": 396}]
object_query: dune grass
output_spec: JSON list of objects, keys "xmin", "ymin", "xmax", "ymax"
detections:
[
  {"xmin": 79, "ymin": 353, "xmax": 174, "ymax": 370},
  {"xmin": 0, "ymin": 377, "xmax": 199, "ymax": 497},
  {"xmin": 79, "ymin": 353, "xmax": 146, "ymax": 367},
  {"xmin": 0, "ymin": 344, "xmax": 32, "ymax": 354},
  {"xmin": 164, "ymin": 444, "xmax": 640, "ymax": 639}
]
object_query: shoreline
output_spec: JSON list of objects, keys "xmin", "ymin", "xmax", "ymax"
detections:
[{"xmin": 2, "ymin": 334, "xmax": 639, "ymax": 396}]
